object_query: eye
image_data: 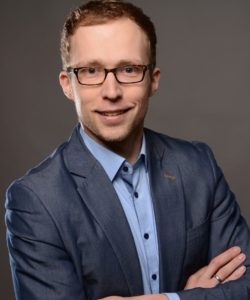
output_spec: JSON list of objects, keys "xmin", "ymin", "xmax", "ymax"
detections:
[
  {"xmin": 120, "ymin": 65, "xmax": 142, "ymax": 75},
  {"xmin": 78, "ymin": 67, "xmax": 100, "ymax": 78},
  {"xmin": 87, "ymin": 67, "xmax": 96, "ymax": 74},
  {"xmin": 78, "ymin": 67, "xmax": 97, "ymax": 74},
  {"xmin": 124, "ymin": 66, "xmax": 135, "ymax": 73}
]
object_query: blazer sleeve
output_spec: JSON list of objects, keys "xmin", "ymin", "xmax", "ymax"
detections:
[
  {"xmin": 5, "ymin": 181, "xmax": 86, "ymax": 300},
  {"xmin": 177, "ymin": 143, "xmax": 250, "ymax": 299}
]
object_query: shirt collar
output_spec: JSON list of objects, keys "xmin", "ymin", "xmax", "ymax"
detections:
[{"xmin": 80, "ymin": 127, "xmax": 147, "ymax": 182}]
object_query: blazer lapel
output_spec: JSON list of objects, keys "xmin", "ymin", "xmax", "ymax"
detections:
[
  {"xmin": 146, "ymin": 130, "xmax": 186, "ymax": 292},
  {"xmin": 63, "ymin": 127, "xmax": 144, "ymax": 295}
]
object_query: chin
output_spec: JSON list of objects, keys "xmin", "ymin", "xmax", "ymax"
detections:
[
  {"xmin": 99, "ymin": 133, "xmax": 128, "ymax": 144},
  {"xmin": 97, "ymin": 127, "xmax": 133, "ymax": 143},
  {"xmin": 85, "ymin": 123, "xmax": 142, "ymax": 146}
]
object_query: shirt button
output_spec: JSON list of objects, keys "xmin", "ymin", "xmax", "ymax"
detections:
[
  {"xmin": 123, "ymin": 166, "xmax": 128, "ymax": 172},
  {"xmin": 152, "ymin": 274, "xmax": 157, "ymax": 280},
  {"xmin": 134, "ymin": 192, "xmax": 139, "ymax": 198},
  {"xmin": 144, "ymin": 233, "xmax": 149, "ymax": 239}
]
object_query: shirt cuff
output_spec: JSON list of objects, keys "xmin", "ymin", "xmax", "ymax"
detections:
[{"xmin": 164, "ymin": 293, "xmax": 181, "ymax": 300}]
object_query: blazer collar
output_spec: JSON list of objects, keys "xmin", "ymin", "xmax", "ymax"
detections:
[{"xmin": 63, "ymin": 125, "xmax": 96, "ymax": 178}]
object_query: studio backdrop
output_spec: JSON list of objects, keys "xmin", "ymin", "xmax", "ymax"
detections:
[{"xmin": 1, "ymin": 1, "xmax": 250, "ymax": 299}]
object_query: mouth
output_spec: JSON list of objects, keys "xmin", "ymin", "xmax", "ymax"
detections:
[
  {"xmin": 97, "ymin": 108, "xmax": 131, "ymax": 116},
  {"xmin": 95, "ymin": 108, "xmax": 132, "ymax": 125}
]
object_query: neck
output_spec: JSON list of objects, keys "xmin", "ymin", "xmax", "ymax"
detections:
[
  {"xmin": 82, "ymin": 124, "xmax": 143, "ymax": 164},
  {"xmin": 105, "ymin": 133, "xmax": 143, "ymax": 164}
]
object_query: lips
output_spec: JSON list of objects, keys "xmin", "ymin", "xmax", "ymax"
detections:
[
  {"xmin": 95, "ymin": 108, "xmax": 132, "ymax": 125},
  {"xmin": 97, "ymin": 108, "xmax": 131, "ymax": 116}
]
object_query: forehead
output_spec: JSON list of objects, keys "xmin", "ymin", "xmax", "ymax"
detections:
[{"xmin": 68, "ymin": 18, "xmax": 150, "ymax": 66}]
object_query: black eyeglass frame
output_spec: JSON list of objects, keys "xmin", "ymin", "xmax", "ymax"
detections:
[{"xmin": 66, "ymin": 64, "xmax": 154, "ymax": 86}]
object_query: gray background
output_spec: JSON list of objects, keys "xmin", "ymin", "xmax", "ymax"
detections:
[{"xmin": 1, "ymin": 1, "xmax": 250, "ymax": 299}]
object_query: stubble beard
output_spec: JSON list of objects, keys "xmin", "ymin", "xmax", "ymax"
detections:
[{"xmin": 81, "ymin": 117, "xmax": 144, "ymax": 154}]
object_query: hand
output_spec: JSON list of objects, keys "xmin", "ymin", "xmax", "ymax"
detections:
[{"xmin": 184, "ymin": 246, "xmax": 246, "ymax": 289}]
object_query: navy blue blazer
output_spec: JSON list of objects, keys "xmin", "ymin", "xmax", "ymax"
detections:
[{"xmin": 5, "ymin": 126, "xmax": 250, "ymax": 299}]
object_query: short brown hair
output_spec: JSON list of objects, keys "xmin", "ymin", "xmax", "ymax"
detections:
[{"xmin": 60, "ymin": 0, "xmax": 157, "ymax": 69}]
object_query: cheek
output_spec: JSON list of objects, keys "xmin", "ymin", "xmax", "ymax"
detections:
[
  {"xmin": 73, "ymin": 90, "xmax": 94, "ymax": 117},
  {"xmin": 73, "ymin": 96, "xmax": 84, "ymax": 117},
  {"xmin": 140, "ymin": 98, "xmax": 149, "ymax": 116},
  {"xmin": 135, "ymin": 88, "xmax": 151, "ymax": 112},
  {"xmin": 129, "ymin": 82, "xmax": 151, "ymax": 103},
  {"xmin": 72, "ymin": 97, "xmax": 91, "ymax": 125}
]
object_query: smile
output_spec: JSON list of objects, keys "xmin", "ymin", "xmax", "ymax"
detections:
[{"xmin": 98, "ymin": 109, "xmax": 130, "ymax": 116}]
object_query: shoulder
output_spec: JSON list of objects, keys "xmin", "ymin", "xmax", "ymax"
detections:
[
  {"xmin": 7, "ymin": 125, "xmax": 83, "ymax": 193},
  {"xmin": 144, "ymin": 128, "xmax": 219, "ymax": 181},
  {"xmin": 5, "ymin": 126, "xmax": 82, "ymax": 211},
  {"xmin": 9, "ymin": 141, "xmax": 67, "ymax": 187},
  {"xmin": 6, "ymin": 140, "xmax": 66, "ymax": 203},
  {"xmin": 145, "ymin": 128, "xmax": 214, "ymax": 159}
]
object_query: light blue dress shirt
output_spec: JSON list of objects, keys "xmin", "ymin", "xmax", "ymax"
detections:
[{"xmin": 80, "ymin": 128, "xmax": 180, "ymax": 300}]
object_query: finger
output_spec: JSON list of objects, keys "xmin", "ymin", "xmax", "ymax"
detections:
[
  {"xmin": 213, "ymin": 273, "xmax": 223, "ymax": 285},
  {"xmin": 205, "ymin": 246, "xmax": 241, "ymax": 278},
  {"xmin": 189, "ymin": 266, "xmax": 208, "ymax": 278},
  {"xmin": 217, "ymin": 253, "xmax": 246, "ymax": 282},
  {"xmin": 223, "ymin": 265, "xmax": 246, "ymax": 283}
]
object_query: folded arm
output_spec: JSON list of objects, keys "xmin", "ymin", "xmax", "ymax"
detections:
[{"xmin": 100, "ymin": 246, "xmax": 247, "ymax": 300}]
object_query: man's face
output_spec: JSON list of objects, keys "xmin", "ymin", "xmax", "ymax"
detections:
[{"xmin": 60, "ymin": 18, "xmax": 160, "ymax": 148}]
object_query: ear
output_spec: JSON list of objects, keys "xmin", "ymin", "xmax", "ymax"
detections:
[
  {"xmin": 150, "ymin": 67, "xmax": 160, "ymax": 96},
  {"xmin": 59, "ymin": 71, "xmax": 74, "ymax": 101}
]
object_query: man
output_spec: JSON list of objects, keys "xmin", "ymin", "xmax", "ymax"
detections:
[{"xmin": 5, "ymin": 1, "xmax": 250, "ymax": 299}]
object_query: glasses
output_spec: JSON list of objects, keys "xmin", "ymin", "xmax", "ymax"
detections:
[{"xmin": 66, "ymin": 64, "xmax": 153, "ymax": 86}]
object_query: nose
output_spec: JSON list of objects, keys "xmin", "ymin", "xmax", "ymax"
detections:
[{"xmin": 101, "ymin": 72, "xmax": 122, "ymax": 101}]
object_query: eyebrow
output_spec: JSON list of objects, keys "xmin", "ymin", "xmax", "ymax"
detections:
[
  {"xmin": 116, "ymin": 60, "xmax": 145, "ymax": 66},
  {"xmin": 74, "ymin": 59, "xmax": 145, "ymax": 68}
]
